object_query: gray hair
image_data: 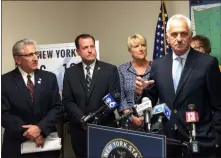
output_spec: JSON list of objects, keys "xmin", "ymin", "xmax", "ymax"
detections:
[
  {"xmin": 12, "ymin": 38, "xmax": 37, "ymax": 56},
  {"xmin": 166, "ymin": 14, "xmax": 192, "ymax": 34}
]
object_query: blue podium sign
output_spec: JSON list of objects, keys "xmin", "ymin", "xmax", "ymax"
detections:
[{"xmin": 87, "ymin": 124, "xmax": 166, "ymax": 158}]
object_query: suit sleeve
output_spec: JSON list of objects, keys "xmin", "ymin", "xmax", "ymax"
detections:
[
  {"xmin": 143, "ymin": 61, "xmax": 159, "ymax": 106},
  {"xmin": 117, "ymin": 67, "xmax": 130, "ymax": 112},
  {"xmin": 37, "ymin": 74, "xmax": 63, "ymax": 136},
  {"xmin": 108, "ymin": 66, "xmax": 121, "ymax": 103},
  {"xmin": 1, "ymin": 77, "xmax": 27, "ymax": 141},
  {"xmin": 62, "ymin": 69, "xmax": 84, "ymax": 123},
  {"xmin": 206, "ymin": 58, "xmax": 221, "ymax": 146}
]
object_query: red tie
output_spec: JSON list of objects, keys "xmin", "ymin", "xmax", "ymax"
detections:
[{"xmin": 27, "ymin": 75, "xmax": 34, "ymax": 103}]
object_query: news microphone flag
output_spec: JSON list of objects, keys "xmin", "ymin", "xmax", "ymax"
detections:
[
  {"xmin": 185, "ymin": 111, "xmax": 199, "ymax": 123},
  {"xmin": 152, "ymin": 103, "xmax": 171, "ymax": 120},
  {"xmin": 134, "ymin": 97, "xmax": 152, "ymax": 117},
  {"xmin": 153, "ymin": 0, "xmax": 172, "ymax": 60},
  {"xmin": 102, "ymin": 93, "xmax": 119, "ymax": 110},
  {"xmin": 83, "ymin": 93, "xmax": 120, "ymax": 123}
]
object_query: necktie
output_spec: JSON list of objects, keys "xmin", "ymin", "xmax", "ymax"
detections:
[
  {"xmin": 85, "ymin": 66, "xmax": 92, "ymax": 90},
  {"xmin": 173, "ymin": 57, "xmax": 183, "ymax": 92},
  {"xmin": 27, "ymin": 74, "xmax": 35, "ymax": 103}
]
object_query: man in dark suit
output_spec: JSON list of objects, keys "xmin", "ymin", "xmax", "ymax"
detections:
[
  {"xmin": 135, "ymin": 14, "xmax": 221, "ymax": 157},
  {"xmin": 191, "ymin": 35, "xmax": 221, "ymax": 157},
  {"xmin": 2, "ymin": 38, "xmax": 62, "ymax": 158},
  {"xmin": 62, "ymin": 34, "xmax": 120, "ymax": 158}
]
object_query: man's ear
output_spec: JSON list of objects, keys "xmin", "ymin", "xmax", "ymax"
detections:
[
  {"xmin": 75, "ymin": 49, "xmax": 79, "ymax": 56},
  {"xmin": 166, "ymin": 33, "xmax": 169, "ymax": 43},
  {"xmin": 76, "ymin": 49, "xmax": 80, "ymax": 56},
  {"xmin": 14, "ymin": 56, "xmax": 20, "ymax": 65}
]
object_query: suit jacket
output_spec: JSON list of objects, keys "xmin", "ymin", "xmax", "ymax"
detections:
[
  {"xmin": 144, "ymin": 48, "xmax": 221, "ymax": 146},
  {"xmin": 62, "ymin": 60, "xmax": 120, "ymax": 128},
  {"xmin": 1, "ymin": 68, "xmax": 62, "ymax": 157}
]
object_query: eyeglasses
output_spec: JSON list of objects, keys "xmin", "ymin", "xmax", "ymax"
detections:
[
  {"xmin": 193, "ymin": 46, "xmax": 204, "ymax": 50},
  {"xmin": 16, "ymin": 52, "xmax": 39, "ymax": 57}
]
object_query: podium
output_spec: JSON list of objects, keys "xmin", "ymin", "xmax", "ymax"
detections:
[{"xmin": 87, "ymin": 124, "xmax": 190, "ymax": 157}]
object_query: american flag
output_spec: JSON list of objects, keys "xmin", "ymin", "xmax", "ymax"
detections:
[{"xmin": 153, "ymin": 1, "xmax": 172, "ymax": 60}]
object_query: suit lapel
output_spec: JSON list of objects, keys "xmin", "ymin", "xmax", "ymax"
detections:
[
  {"xmin": 164, "ymin": 54, "xmax": 176, "ymax": 100},
  {"xmin": 174, "ymin": 49, "xmax": 196, "ymax": 101},
  {"xmin": 87, "ymin": 60, "xmax": 101, "ymax": 98},
  {"xmin": 34, "ymin": 69, "xmax": 42, "ymax": 106},
  {"xmin": 12, "ymin": 68, "xmax": 32, "ymax": 109}
]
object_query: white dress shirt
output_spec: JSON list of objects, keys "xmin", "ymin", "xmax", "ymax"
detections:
[
  {"xmin": 172, "ymin": 48, "xmax": 190, "ymax": 83},
  {"xmin": 18, "ymin": 67, "xmax": 35, "ymax": 86},
  {"xmin": 82, "ymin": 60, "xmax": 96, "ymax": 78}
]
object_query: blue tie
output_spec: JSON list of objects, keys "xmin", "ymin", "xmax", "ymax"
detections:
[{"xmin": 173, "ymin": 57, "xmax": 183, "ymax": 92}]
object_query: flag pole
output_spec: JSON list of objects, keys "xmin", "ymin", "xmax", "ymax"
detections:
[{"xmin": 162, "ymin": 0, "xmax": 167, "ymax": 55}]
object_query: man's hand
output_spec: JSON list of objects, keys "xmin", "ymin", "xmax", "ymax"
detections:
[
  {"xmin": 22, "ymin": 125, "xmax": 41, "ymax": 140},
  {"xmin": 80, "ymin": 116, "xmax": 87, "ymax": 130},
  {"xmin": 35, "ymin": 135, "xmax": 45, "ymax": 148},
  {"xmin": 135, "ymin": 76, "xmax": 155, "ymax": 95},
  {"xmin": 122, "ymin": 109, "xmax": 131, "ymax": 114},
  {"xmin": 131, "ymin": 115, "xmax": 144, "ymax": 127}
]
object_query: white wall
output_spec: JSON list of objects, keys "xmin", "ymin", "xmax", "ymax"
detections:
[
  {"xmin": 2, "ymin": 1, "xmax": 81, "ymax": 73},
  {"xmin": 2, "ymin": 1, "xmax": 189, "ymax": 74}
]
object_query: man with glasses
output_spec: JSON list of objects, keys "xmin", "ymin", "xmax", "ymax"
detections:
[
  {"xmin": 191, "ymin": 35, "xmax": 221, "ymax": 72},
  {"xmin": 190, "ymin": 35, "xmax": 211, "ymax": 55},
  {"xmin": 2, "ymin": 38, "xmax": 62, "ymax": 158}
]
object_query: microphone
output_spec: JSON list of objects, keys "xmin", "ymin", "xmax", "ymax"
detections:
[
  {"xmin": 133, "ymin": 97, "xmax": 152, "ymax": 117},
  {"xmin": 144, "ymin": 109, "xmax": 152, "ymax": 132},
  {"xmin": 82, "ymin": 92, "xmax": 120, "ymax": 124},
  {"xmin": 185, "ymin": 104, "xmax": 199, "ymax": 153},
  {"xmin": 133, "ymin": 97, "xmax": 152, "ymax": 132},
  {"xmin": 151, "ymin": 103, "xmax": 171, "ymax": 133},
  {"xmin": 185, "ymin": 104, "xmax": 199, "ymax": 140},
  {"xmin": 152, "ymin": 103, "xmax": 171, "ymax": 120},
  {"xmin": 115, "ymin": 111, "xmax": 133, "ymax": 123}
]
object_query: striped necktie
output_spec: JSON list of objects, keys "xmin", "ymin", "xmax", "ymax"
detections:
[
  {"xmin": 27, "ymin": 74, "xmax": 34, "ymax": 103},
  {"xmin": 85, "ymin": 66, "xmax": 92, "ymax": 90}
]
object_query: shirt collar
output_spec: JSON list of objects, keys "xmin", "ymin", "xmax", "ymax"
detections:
[
  {"xmin": 172, "ymin": 47, "xmax": 190, "ymax": 61},
  {"xmin": 18, "ymin": 66, "xmax": 34, "ymax": 78},
  {"xmin": 82, "ymin": 59, "xmax": 96, "ymax": 71}
]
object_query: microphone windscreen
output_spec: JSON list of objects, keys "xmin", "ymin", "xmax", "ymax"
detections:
[{"xmin": 188, "ymin": 104, "xmax": 196, "ymax": 111}]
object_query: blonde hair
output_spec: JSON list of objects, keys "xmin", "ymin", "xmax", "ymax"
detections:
[{"xmin": 127, "ymin": 34, "xmax": 147, "ymax": 51}]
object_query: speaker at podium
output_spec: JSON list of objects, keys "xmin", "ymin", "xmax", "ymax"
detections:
[{"xmin": 87, "ymin": 124, "xmax": 190, "ymax": 158}]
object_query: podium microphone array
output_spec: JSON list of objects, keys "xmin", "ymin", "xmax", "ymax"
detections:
[{"xmin": 119, "ymin": 96, "xmax": 173, "ymax": 134}]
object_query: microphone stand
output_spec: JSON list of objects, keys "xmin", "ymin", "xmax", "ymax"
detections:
[
  {"xmin": 116, "ymin": 111, "xmax": 133, "ymax": 130},
  {"xmin": 189, "ymin": 124, "xmax": 199, "ymax": 154},
  {"xmin": 150, "ymin": 116, "xmax": 164, "ymax": 134},
  {"xmin": 144, "ymin": 110, "xmax": 151, "ymax": 133},
  {"xmin": 124, "ymin": 119, "xmax": 130, "ymax": 130}
]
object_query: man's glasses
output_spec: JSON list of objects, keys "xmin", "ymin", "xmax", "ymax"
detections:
[
  {"xmin": 193, "ymin": 45, "xmax": 204, "ymax": 50},
  {"xmin": 16, "ymin": 52, "xmax": 39, "ymax": 57}
]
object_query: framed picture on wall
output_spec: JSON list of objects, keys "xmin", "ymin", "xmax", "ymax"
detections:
[{"xmin": 190, "ymin": 0, "xmax": 221, "ymax": 70}]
